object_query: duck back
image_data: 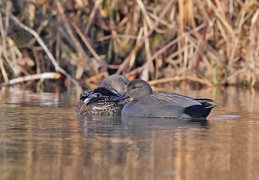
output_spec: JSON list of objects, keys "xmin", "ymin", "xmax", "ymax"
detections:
[{"xmin": 121, "ymin": 93, "xmax": 216, "ymax": 119}]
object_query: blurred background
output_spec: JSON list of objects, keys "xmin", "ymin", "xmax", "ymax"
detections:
[{"xmin": 0, "ymin": 0, "xmax": 259, "ymax": 91}]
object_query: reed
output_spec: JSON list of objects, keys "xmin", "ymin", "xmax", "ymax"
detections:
[{"xmin": 0, "ymin": 0, "xmax": 258, "ymax": 89}]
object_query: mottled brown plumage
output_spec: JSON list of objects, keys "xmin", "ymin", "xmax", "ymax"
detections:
[
  {"xmin": 76, "ymin": 75, "xmax": 129, "ymax": 115},
  {"xmin": 76, "ymin": 97, "xmax": 123, "ymax": 115}
]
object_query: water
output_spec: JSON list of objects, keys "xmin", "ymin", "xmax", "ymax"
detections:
[{"xmin": 0, "ymin": 87, "xmax": 259, "ymax": 180}]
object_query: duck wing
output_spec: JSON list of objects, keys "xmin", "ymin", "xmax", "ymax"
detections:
[
  {"xmin": 80, "ymin": 87, "xmax": 121, "ymax": 104},
  {"xmin": 139, "ymin": 93, "xmax": 204, "ymax": 107},
  {"xmin": 93, "ymin": 87, "xmax": 121, "ymax": 97}
]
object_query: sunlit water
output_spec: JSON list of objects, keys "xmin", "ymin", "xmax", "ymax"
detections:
[{"xmin": 0, "ymin": 87, "xmax": 259, "ymax": 180}]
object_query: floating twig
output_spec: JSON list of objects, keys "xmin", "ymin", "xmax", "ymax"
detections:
[{"xmin": 0, "ymin": 72, "xmax": 62, "ymax": 87}]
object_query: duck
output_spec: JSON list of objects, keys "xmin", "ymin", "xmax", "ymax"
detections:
[
  {"xmin": 113, "ymin": 79, "xmax": 216, "ymax": 119},
  {"xmin": 76, "ymin": 75, "xmax": 129, "ymax": 115}
]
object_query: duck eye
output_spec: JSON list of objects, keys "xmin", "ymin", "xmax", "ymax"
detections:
[{"xmin": 132, "ymin": 86, "xmax": 137, "ymax": 89}]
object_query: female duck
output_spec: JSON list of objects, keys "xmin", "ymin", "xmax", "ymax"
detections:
[
  {"xmin": 76, "ymin": 75, "xmax": 129, "ymax": 115},
  {"xmin": 114, "ymin": 80, "xmax": 216, "ymax": 119}
]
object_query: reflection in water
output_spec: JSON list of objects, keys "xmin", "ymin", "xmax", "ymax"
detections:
[{"xmin": 0, "ymin": 87, "xmax": 259, "ymax": 179}]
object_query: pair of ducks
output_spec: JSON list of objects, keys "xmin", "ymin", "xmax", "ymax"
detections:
[{"xmin": 76, "ymin": 75, "xmax": 216, "ymax": 119}]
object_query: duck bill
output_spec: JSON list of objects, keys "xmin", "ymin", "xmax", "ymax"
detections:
[{"xmin": 113, "ymin": 93, "xmax": 130, "ymax": 102}]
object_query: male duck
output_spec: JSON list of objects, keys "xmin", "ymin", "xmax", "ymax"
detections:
[
  {"xmin": 114, "ymin": 79, "xmax": 216, "ymax": 119},
  {"xmin": 76, "ymin": 75, "xmax": 129, "ymax": 115}
]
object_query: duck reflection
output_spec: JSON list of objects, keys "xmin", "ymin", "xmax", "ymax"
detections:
[{"xmin": 77, "ymin": 115, "xmax": 209, "ymax": 137}]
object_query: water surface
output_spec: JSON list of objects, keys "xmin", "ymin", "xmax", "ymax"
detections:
[{"xmin": 0, "ymin": 87, "xmax": 259, "ymax": 180}]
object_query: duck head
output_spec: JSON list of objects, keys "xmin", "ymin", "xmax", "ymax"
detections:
[
  {"xmin": 114, "ymin": 79, "xmax": 153, "ymax": 101},
  {"xmin": 101, "ymin": 75, "xmax": 129, "ymax": 95}
]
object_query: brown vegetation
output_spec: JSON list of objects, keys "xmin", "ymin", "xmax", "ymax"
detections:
[{"xmin": 0, "ymin": 0, "xmax": 259, "ymax": 90}]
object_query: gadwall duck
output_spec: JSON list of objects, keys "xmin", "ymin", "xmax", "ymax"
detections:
[
  {"xmin": 76, "ymin": 75, "xmax": 129, "ymax": 115},
  {"xmin": 114, "ymin": 80, "xmax": 216, "ymax": 119}
]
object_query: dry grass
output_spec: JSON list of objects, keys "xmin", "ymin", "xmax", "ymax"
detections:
[{"xmin": 0, "ymin": 0, "xmax": 259, "ymax": 89}]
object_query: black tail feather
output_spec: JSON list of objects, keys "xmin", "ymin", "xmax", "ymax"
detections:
[
  {"xmin": 195, "ymin": 98, "xmax": 215, "ymax": 103},
  {"xmin": 183, "ymin": 102, "xmax": 216, "ymax": 118}
]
